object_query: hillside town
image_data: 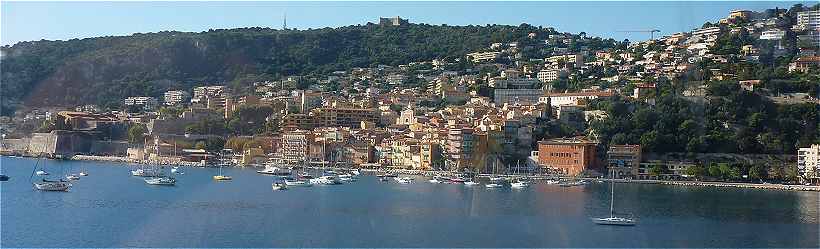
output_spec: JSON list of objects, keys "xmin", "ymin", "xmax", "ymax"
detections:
[{"xmin": 1, "ymin": 8, "xmax": 819, "ymax": 186}]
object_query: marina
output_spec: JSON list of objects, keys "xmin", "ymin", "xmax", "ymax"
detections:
[{"xmin": 1, "ymin": 156, "xmax": 818, "ymax": 247}]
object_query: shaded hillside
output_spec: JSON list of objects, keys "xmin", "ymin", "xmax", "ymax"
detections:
[{"xmin": 1, "ymin": 23, "xmax": 603, "ymax": 115}]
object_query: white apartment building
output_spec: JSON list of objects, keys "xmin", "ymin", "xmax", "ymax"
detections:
[
  {"xmin": 537, "ymin": 69, "xmax": 566, "ymax": 83},
  {"xmin": 760, "ymin": 29, "xmax": 785, "ymax": 40},
  {"xmin": 124, "ymin": 96, "xmax": 159, "ymax": 111},
  {"xmin": 539, "ymin": 91, "xmax": 614, "ymax": 107},
  {"xmin": 163, "ymin": 90, "xmax": 189, "ymax": 106},
  {"xmin": 798, "ymin": 144, "xmax": 820, "ymax": 184},
  {"xmin": 467, "ymin": 51, "xmax": 501, "ymax": 63},
  {"xmin": 192, "ymin": 86, "xmax": 229, "ymax": 103},
  {"xmin": 797, "ymin": 10, "xmax": 820, "ymax": 30}
]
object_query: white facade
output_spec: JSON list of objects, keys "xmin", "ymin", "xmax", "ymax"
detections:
[
  {"xmin": 539, "ymin": 92, "xmax": 613, "ymax": 107},
  {"xmin": 798, "ymin": 144, "xmax": 820, "ymax": 182},
  {"xmin": 489, "ymin": 77, "xmax": 540, "ymax": 88},
  {"xmin": 124, "ymin": 96, "xmax": 159, "ymax": 110},
  {"xmin": 192, "ymin": 86, "xmax": 228, "ymax": 103},
  {"xmin": 797, "ymin": 10, "xmax": 820, "ymax": 30},
  {"xmin": 163, "ymin": 90, "xmax": 189, "ymax": 106},
  {"xmin": 760, "ymin": 29, "xmax": 785, "ymax": 40},
  {"xmin": 494, "ymin": 89, "xmax": 543, "ymax": 105},
  {"xmin": 537, "ymin": 69, "xmax": 564, "ymax": 83},
  {"xmin": 466, "ymin": 51, "xmax": 501, "ymax": 63}
]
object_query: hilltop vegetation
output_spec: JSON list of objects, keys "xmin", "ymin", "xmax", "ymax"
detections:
[{"xmin": 0, "ymin": 23, "xmax": 613, "ymax": 115}]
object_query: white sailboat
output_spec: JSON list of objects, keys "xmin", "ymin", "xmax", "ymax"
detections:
[
  {"xmin": 145, "ymin": 139, "xmax": 176, "ymax": 186},
  {"xmin": 592, "ymin": 177, "xmax": 635, "ymax": 226}
]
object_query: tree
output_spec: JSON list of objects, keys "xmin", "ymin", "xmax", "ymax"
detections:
[
  {"xmin": 649, "ymin": 164, "xmax": 667, "ymax": 177},
  {"xmin": 685, "ymin": 164, "xmax": 707, "ymax": 179},
  {"xmin": 128, "ymin": 124, "xmax": 147, "ymax": 144},
  {"xmin": 708, "ymin": 163, "xmax": 722, "ymax": 179},
  {"xmin": 785, "ymin": 164, "xmax": 800, "ymax": 183},
  {"xmin": 749, "ymin": 164, "xmax": 767, "ymax": 182},
  {"xmin": 194, "ymin": 141, "xmax": 206, "ymax": 150}
]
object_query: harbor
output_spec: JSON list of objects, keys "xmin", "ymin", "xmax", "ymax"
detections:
[{"xmin": 2, "ymin": 156, "xmax": 818, "ymax": 247}]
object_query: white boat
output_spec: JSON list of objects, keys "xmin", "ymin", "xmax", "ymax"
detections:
[
  {"xmin": 35, "ymin": 170, "xmax": 49, "ymax": 176},
  {"xmin": 511, "ymin": 181, "xmax": 530, "ymax": 189},
  {"xmin": 545, "ymin": 179, "xmax": 560, "ymax": 185},
  {"xmin": 593, "ymin": 174, "xmax": 636, "ymax": 226},
  {"xmin": 145, "ymin": 177, "xmax": 176, "ymax": 186},
  {"xmin": 464, "ymin": 180, "xmax": 480, "ymax": 186},
  {"xmin": 395, "ymin": 177, "xmax": 413, "ymax": 184},
  {"xmin": 65, "ymin": 174, "xmax": 80, "ymax": 181},
  {"xmin": 489, "ymin": 176, "xmax": 505, "ymax": 182},
  {"xmin": 256, "ymin": 165, "xmax": 292, "ymax": 176},
  {"xmin": 272, "ymin": 182, "xmax": 288, "ymax": 190},
  {"xmin": 310, "ymin": 175, "xmax": 341, "ymax": 185},
  {"xmin": 428, "ymin": 178, "xmax": 441, "ymax": 183},
  {"xmin": 284, "ymin": 179, "xmax": 313, "ymax": 187},
  {"xmin": 171, "ymin": 166, "xmax": 180, "ymax": 174},
  {"xmin": 351, "ymin": 169, "xmax": 361, "ymax": 175},
  {"xmin": 131, "ymin": 168, "xmax": 162, "ymax": 177},
  {"xmin": 79, "ymin": 172, "xmax": 88, "ymax": 176},
  {"xmin": 485, "ymin": 183, "xmax": 503, "ymax": 188},
  {"xmin": 34, "ymin": 179, "xmax": 71, "ymax": 191}
]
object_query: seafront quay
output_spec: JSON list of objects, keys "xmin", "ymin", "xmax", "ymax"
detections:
[{"xmin": 600, "ymin": 178, "xmax": 820, "ymax": 192}]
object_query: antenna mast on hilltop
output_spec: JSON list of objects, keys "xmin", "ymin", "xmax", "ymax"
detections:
[{"xmin": 283, "ymin": 12, "xmax": 287, "ymax": 30}]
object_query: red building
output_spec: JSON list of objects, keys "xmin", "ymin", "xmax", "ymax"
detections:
[{"xmin": 537, "ymin": 137, "xmax": 598, "ymax": 176}]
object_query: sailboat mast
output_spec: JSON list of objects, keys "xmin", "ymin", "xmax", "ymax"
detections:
[{"xmin": 610, "ymin": 173, "xmax": 615, "ymax": 218}]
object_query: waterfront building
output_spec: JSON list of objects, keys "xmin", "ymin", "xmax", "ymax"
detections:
[
  {"xmin": 607, "ymin": 145, "xmax": 642, "ymax": 179},
  {"xmin": 446, "ymin": 126, "xmax": 474, "ymax": 170},
  {"xmin": 281, "ymin": 130, "xmax": 313, "ymax": 165},
  {"xmin": 537, "ymin": 137, "xmax": 597, "ymax": 176},
  {"xmin": 312, "ymin": 107, "xmax": 380, "ymax": 128},
  {"xmin": 798, "ymin": 144, "xmax": 820, "ymax": 184}
]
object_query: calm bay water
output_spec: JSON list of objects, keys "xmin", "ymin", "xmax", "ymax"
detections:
[{"xmin": 1, "ymin": 156, "xmax": 818, "ymax": 248}]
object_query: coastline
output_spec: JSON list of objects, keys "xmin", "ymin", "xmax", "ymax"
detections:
[{"xmin": 4, "ymin": 154, "xmax": 818, "ymax": 192}]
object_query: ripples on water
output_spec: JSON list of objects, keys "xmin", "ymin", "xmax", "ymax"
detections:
[{"xmin": 1, "ymin": 157, "xmax": 818, "ymax": 247}]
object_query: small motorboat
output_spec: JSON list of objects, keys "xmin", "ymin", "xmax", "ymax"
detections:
[
  {"xmin": 298, "ymin": 172, "xmax": 314, "ymax": 179},
  {"xmin": 171, "ymin": 166, "xmax": 183, "ymax": 174},
  {"xmin": 145, "ymin": 177, "xmax": 176, "ymax": 186},
  {"xmin": 272, "ymin": 182, "xmax": 288, "ymax": 190},
  {"xmin": 65, "ymin": 174, "xmax": 81, "ymax": 181},
  {"xmin": 464, "ymin": 180, "xmax": 480, "ymax": 186},
  {"xmin": 0, "ymin": 174, "xmax": 10, "ymax": 181},
  {"xmin": 511, "ymin": 181, "xmax": 530, "ymax": 189},
  {"xmin": 395, "ymin": 177, "xmax": 413, "ymax": 184},
  {"xmin": 78, "ymin": 171, "xmax": 89, "ymax": 176},
  {"xmin": 213, "ymin": 175, "xmax": 232, "ymax": 181},
  {"xmin": 428, "ymin": 178, "xmax": 441, "ymax": 183},
  {"xmin": 310, "ymin": 175, "xmax": 341, "ymax": 185},
  {"xmin": 485, "ymin": 183, "xmax": 503, "ymax": 188},
  {"xmin": 35, "ymin": 170, "xmax": 49, "ymax": 176}
]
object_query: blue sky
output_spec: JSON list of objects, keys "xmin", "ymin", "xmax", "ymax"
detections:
[{"xmin": 0, "ymin": 1, "xmax": 811, "ymax": 46}]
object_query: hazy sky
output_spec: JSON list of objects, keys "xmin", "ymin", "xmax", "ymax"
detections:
[{"xmin": 1, "ymin": 1, "xmax": 810, "ymax": 46}]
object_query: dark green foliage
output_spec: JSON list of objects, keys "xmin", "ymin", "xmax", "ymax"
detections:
[{"xmin": 0, "ymin": 24, "xmax": 593, "ymax": 115}]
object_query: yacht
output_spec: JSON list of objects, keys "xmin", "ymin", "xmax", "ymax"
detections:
[
  {"xmin": 284, "ymin": 179, "xmax": 313, "ymax": 187},
  {"xmin": 298, "ymin": 172, "xmax": 314, "ymax": 179},
  {"xmin": 145, "ymin": 177, "xmax": 176, "ymax": 186},
  {"xmin": 34, "ymin": 179, "xmax": 72, "ymax": 191},
  {"xmin": 79, "ymin": 171, "xmax": 89, "ymax": 176},
  {"xmin": 351, "ymin": 169, "xmax": 361, "ymax": 176},
  {"xmin": 593, "ymin": 174, "xmax": 636, "ymax": 226},
  {"xmin": 428, "ymin": 178, "xmax": 441, "ymax": 183},
  {"xmin": 65, "ymin": 174, "xmax": 81, "ymax": 181},
  {"xmin": 257, "ymin": 165, "xmax": 292, "ymax": 176},
  {"xmin": 395, "ymin": 177, "xmax": 413, "ymax": 184},
  {"xmin": 448, "ymin": 177, "xmax": 467, "ymax": 183},
  {"xmin": 337, "ymin": 173, "xmax": 357, "ymax": 182},
  {"xmin": 171, "ymin": 166, "xmax": 183, "ymax": 174},
  {"xmin": 35, "ymin": 170, "xmax": 49, "ymax": 176},
  {"xmin": 464, "ymin": 179, "xmax": 480, "ymax": 186}
]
